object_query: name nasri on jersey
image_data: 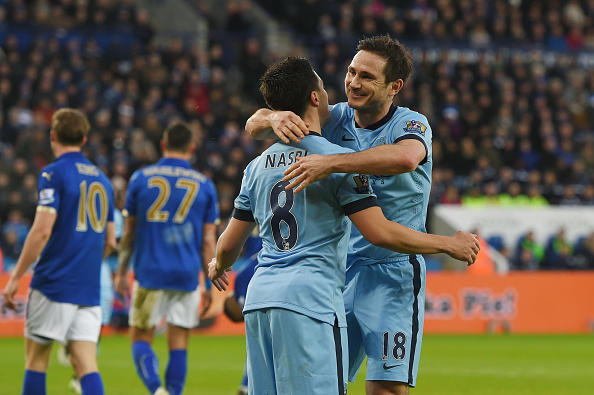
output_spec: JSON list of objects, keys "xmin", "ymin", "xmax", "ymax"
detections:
[{"xmin": 264, "ymin": 149, "xmax": 308, "ymax": 169}]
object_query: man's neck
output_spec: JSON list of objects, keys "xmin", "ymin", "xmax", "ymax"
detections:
[
  {"xmin": 53, "ymin": 145, "xmax": 81, "ymax": 158},
  {"xmin": 163, "ymin": 151, "xmax": 191, "ymax": 161},
  {"xmin": 354, "ymin": 101, "xmax": 393, "ymax": 129},
  {"xmin": 301, "ymin": 113, "xmax": 322, "ymax": 134}
]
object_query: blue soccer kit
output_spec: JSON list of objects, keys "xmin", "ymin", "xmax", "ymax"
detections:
[{"xmin": 324, "ymin": 103, "xmax": 433, "ymax": 387}]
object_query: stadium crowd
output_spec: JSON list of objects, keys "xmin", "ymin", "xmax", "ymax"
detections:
[{"xmin": 1, "ymin": 0, "xmax": 594, "ymax": 272}]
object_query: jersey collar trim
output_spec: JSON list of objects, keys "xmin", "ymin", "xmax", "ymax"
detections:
[{"xmin": 354, "ymin": 104, "xmax": 398, "ymax": 131}]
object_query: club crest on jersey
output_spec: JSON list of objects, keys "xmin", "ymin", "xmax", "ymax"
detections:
[
  {"xmin": 353, "ymin": 174, "xmax": 371, "ymax": 194},
  {"xmin": 403, "ymin": 120, "xmax": 427, "ymax": 136}
]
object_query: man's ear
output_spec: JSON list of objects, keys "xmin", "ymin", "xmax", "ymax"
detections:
[
  {"xmin": 390, "ymin": 79, "xmax": 404, "ymax": 96},
  {"xmin": 50, "ymin": 130, "xmax": 57, "ymax": 141},
  {"xmin": 310, "ymin": 90, "xmax": 319, "ymax": 107}
]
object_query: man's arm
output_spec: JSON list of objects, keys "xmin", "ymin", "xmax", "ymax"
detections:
[
  {"xmin": 2, "ymin": 210, "xmax": 56, "ymax": 310},
  {"xmin": 114, "ymin": 215, "xmax": 136, "ymax": 294},
  {"xmin": 349, "ymin": 206, "xmax": 480, "ymax": 265},
  {"xmin": 199, "ymin": 222, "xmax": 217, "ymax": 312},
  {"xmin": 245, "ymin": 109, "xmax": 309, "ymax": 143},
  {"xmin": 208, "ymin": 218, "xmax": 256, "ymax": 291},
  {"xmin": 103, "ymin": 221, "xmax": 117, "ymax": 259},
  {"xmin": 284, "ymin": 139, "xmax": 426, "ymax": 193}
]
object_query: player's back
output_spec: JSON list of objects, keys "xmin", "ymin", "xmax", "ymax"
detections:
[
  {"xmin": 324, "ymin": 103, "xmax": 433, "ymax": 263},
  {"xmin": 125, "ymin": 158, "xmax": 219, "ymax": 291},
  {"xmin": 31, "ymin": 152, "xmax": 114, "ymax": 306},
  {"xmin": 239, "ymin": 133, "xmax": 374, "ymax": 326}
]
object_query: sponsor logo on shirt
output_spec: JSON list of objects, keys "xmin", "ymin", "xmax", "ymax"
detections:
[
  {"xmin": 353, "ymin": 174, "xmax": 372, "ymax": 194},
  {"xmin": 39, "ymin": 188, "xmax": 55, "ymax": 205},
  {"xmin": 403, "ymin": 120, "xmax": 427, "ymax": 136},
  {"xmin": 41, "ymin": 171, "xmax": 53, "ymax": 181}
]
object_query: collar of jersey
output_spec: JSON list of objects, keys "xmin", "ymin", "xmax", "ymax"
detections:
[
  {"xmin": 354, "ymin": 104, "xmax": 398, "ymax": 130},
  {"xmin": 159, "ymin": 157, "xmax": 190, "ymax": 167},
  {"xmin": 57, "ymin": 151, "xmax": 85, "ymax": 161},
  {"xmin": 308, "ymin": 131, "xmax": 322, "ymax": 137}
]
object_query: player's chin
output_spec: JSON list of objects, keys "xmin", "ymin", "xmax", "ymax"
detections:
[{"xmin": 347, "ymin": 94, "xmax": 367, "ymax": 107}]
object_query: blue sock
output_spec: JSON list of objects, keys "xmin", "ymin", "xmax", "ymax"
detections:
[
  {"xmin": 165, "ymin": 349, "xmax": 187, "ymax": 395},
  {"xmin": 80, "ymin": 372, "xmax": 104, "ymax": 395},
  {"xmin": 132, "ymin": 341, "xmax": 161, "ymax": 393},
  {"xmin": 241, "ymin": 363, "xmax": 248, "ymax": 387},
  {"xmin": 22, "ymin": 370, "xmax": 46, "ymax": 395}
]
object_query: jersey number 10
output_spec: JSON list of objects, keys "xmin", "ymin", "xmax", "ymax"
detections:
[{"xmin": 76, "ymin": 180, "xmax": 109, "ymax": 233}]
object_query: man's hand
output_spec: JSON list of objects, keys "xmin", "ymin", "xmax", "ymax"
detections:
[
  {"xmin": 200, "ymin": 289, "xmax": 212, "ymax": 317},
  {"xmin": 2, "ymin": 277, "xmax": 19, "ymax": 310},
  {"xmin": 446, "ymin": 231, "xmax": 481, "ymax": 266},
  {"xmin": 114, "ymin": 273, "xmax": 130, "ymax": 296},
  {"xmin": 208, "ymin": 258, "xmax": 230, "ymax": 291},
  {"xmin": 283, "ymin": 154, "xmax": 333, "ymax": 193},
  {"xmin": 269, "ymin": 111, "xmax": 309, "ymax": 144}
]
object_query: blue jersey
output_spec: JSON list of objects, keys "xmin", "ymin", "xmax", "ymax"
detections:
[
  {"xmin": 323, "ymin": 103, "xmax": 432, "ymax": 265},
  {"xmin": 235, "ymin": 133, "xmax": 378, "ymax": 326},
  {"xmin": 30, "ymin": 152, "xmax": 114, "ymax": 306},
  {"xmin": 125, "ymin": 158, "xmax": 219, "ymax": 291}
]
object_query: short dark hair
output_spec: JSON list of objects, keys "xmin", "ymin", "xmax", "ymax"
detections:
[
  {"xmin": 259, "ymin": 56, "xmax": 319, "ymax": 117},
  {"xmin": 163, "ymin": 121, "xmax": 192, "ymax": 152},
  {"xmin": 357, "ymin": 35, "xmax": 413, "ymax": 83},
  {"xmin": 51, "ymin": 108, "xmax": 90, "ymax": 146}
]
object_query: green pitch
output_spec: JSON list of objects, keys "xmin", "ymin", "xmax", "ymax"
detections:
[{"xmin": 1, "ymin": 334, "xmax": 593, "ymax": 394}]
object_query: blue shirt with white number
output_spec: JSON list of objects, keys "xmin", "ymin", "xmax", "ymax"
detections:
[
  {"xmin": 323, "ymin": 103, "xmax": 433, "ymax": 266},
  {"xmin": 31, "ymin": 151, "xmax": 114, "ymax": 306},
  {"xmin": 234, "ymin": 133, "xmax": 378, "ymax": 326},
  {"xmin": 125, "ymin": 158, "xmax": 219, "ymax": 291}
]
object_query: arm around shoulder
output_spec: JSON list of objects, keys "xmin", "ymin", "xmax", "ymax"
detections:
[{"xmin": 245, "ymin": 109, "xmax": 309, "ymax": 143}]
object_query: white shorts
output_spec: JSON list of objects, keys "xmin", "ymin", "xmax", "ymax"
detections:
[
  {"xmin": 25, "ymin": 289, "xmax": 102, "ymax": 345},
  {"xmin": 129, "ymin": 281, "xmax": 200, "ymax": 330}
]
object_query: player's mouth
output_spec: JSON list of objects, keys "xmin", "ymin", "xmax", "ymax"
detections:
[{"xmin": 349, "ymin": 91, "xmax": 366, "ymax": 99}]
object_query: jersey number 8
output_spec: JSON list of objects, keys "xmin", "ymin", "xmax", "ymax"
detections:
[{"xmin": 269, "ymin": 180, "xmax": 298, "ymax": 251}]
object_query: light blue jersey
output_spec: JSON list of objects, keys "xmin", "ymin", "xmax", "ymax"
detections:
[
  {"xmin": 31, "ymin": 152, "xmax": 114, "ymax": 306},
  {"xmin": 125, "ymin": 158, "xmax": 219, "ymax": 292},
  {"xmin": 235, "ymin": 133, "xmax": 377, "ymax": 327},
  {"xmin": 101, "ymin": 208, "xmax": 124, "ymax": 325},
  {"xmin": 323, "ymin": 103, "xmax": 432, "ymax": 266}
]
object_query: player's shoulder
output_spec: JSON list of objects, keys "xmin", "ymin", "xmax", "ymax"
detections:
[
  {"xmin": 301, "ymin": 134, "xmax": 354, "ymax": 156},
  {"xmin": 391, "ymin": 106, "xmax": 431, "ymax": 138},
  {"xmin": 394, "ymin": 106, "xmax": 430, "ymax": 126},
  {"xmin": 329, "ymin": 102, "xmax": 353, "ymax": 118}
]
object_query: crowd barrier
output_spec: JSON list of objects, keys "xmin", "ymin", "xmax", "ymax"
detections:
[{"xmin": 2, "ymin": 271, "xmax": 593, "ymax": 336}]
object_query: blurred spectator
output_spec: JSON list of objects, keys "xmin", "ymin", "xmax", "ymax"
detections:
[
  {"xmin": 544, "ymin": 228, "xmax": 574, "ymax": 269},
  {"xmin": 514, "ymin": 231, "xmax": 544, "ymax": 271},
  {"xmin": 572, "ymin": 232, "xmax": 594, "ymax": 270}
]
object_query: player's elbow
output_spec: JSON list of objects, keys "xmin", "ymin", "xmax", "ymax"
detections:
[
  {"xmin": 36, "ymin": 227, "xmax": 53, "ymax": 243},
  {"xmin": 398, "ymin": 155, "xmax": 419, "ymax": 173},
  {"xmin": 361, "ymin": 228, "xmax": 391, "ymax": 248}
]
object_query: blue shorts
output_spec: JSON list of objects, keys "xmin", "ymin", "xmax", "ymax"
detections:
[
  {"xmin": 344, "ymin": 255, "xmax": 426, "ymax": 387},
  {"xmin": 245, "ymin": 308, "xmax": 348, "ymax": 395}
]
